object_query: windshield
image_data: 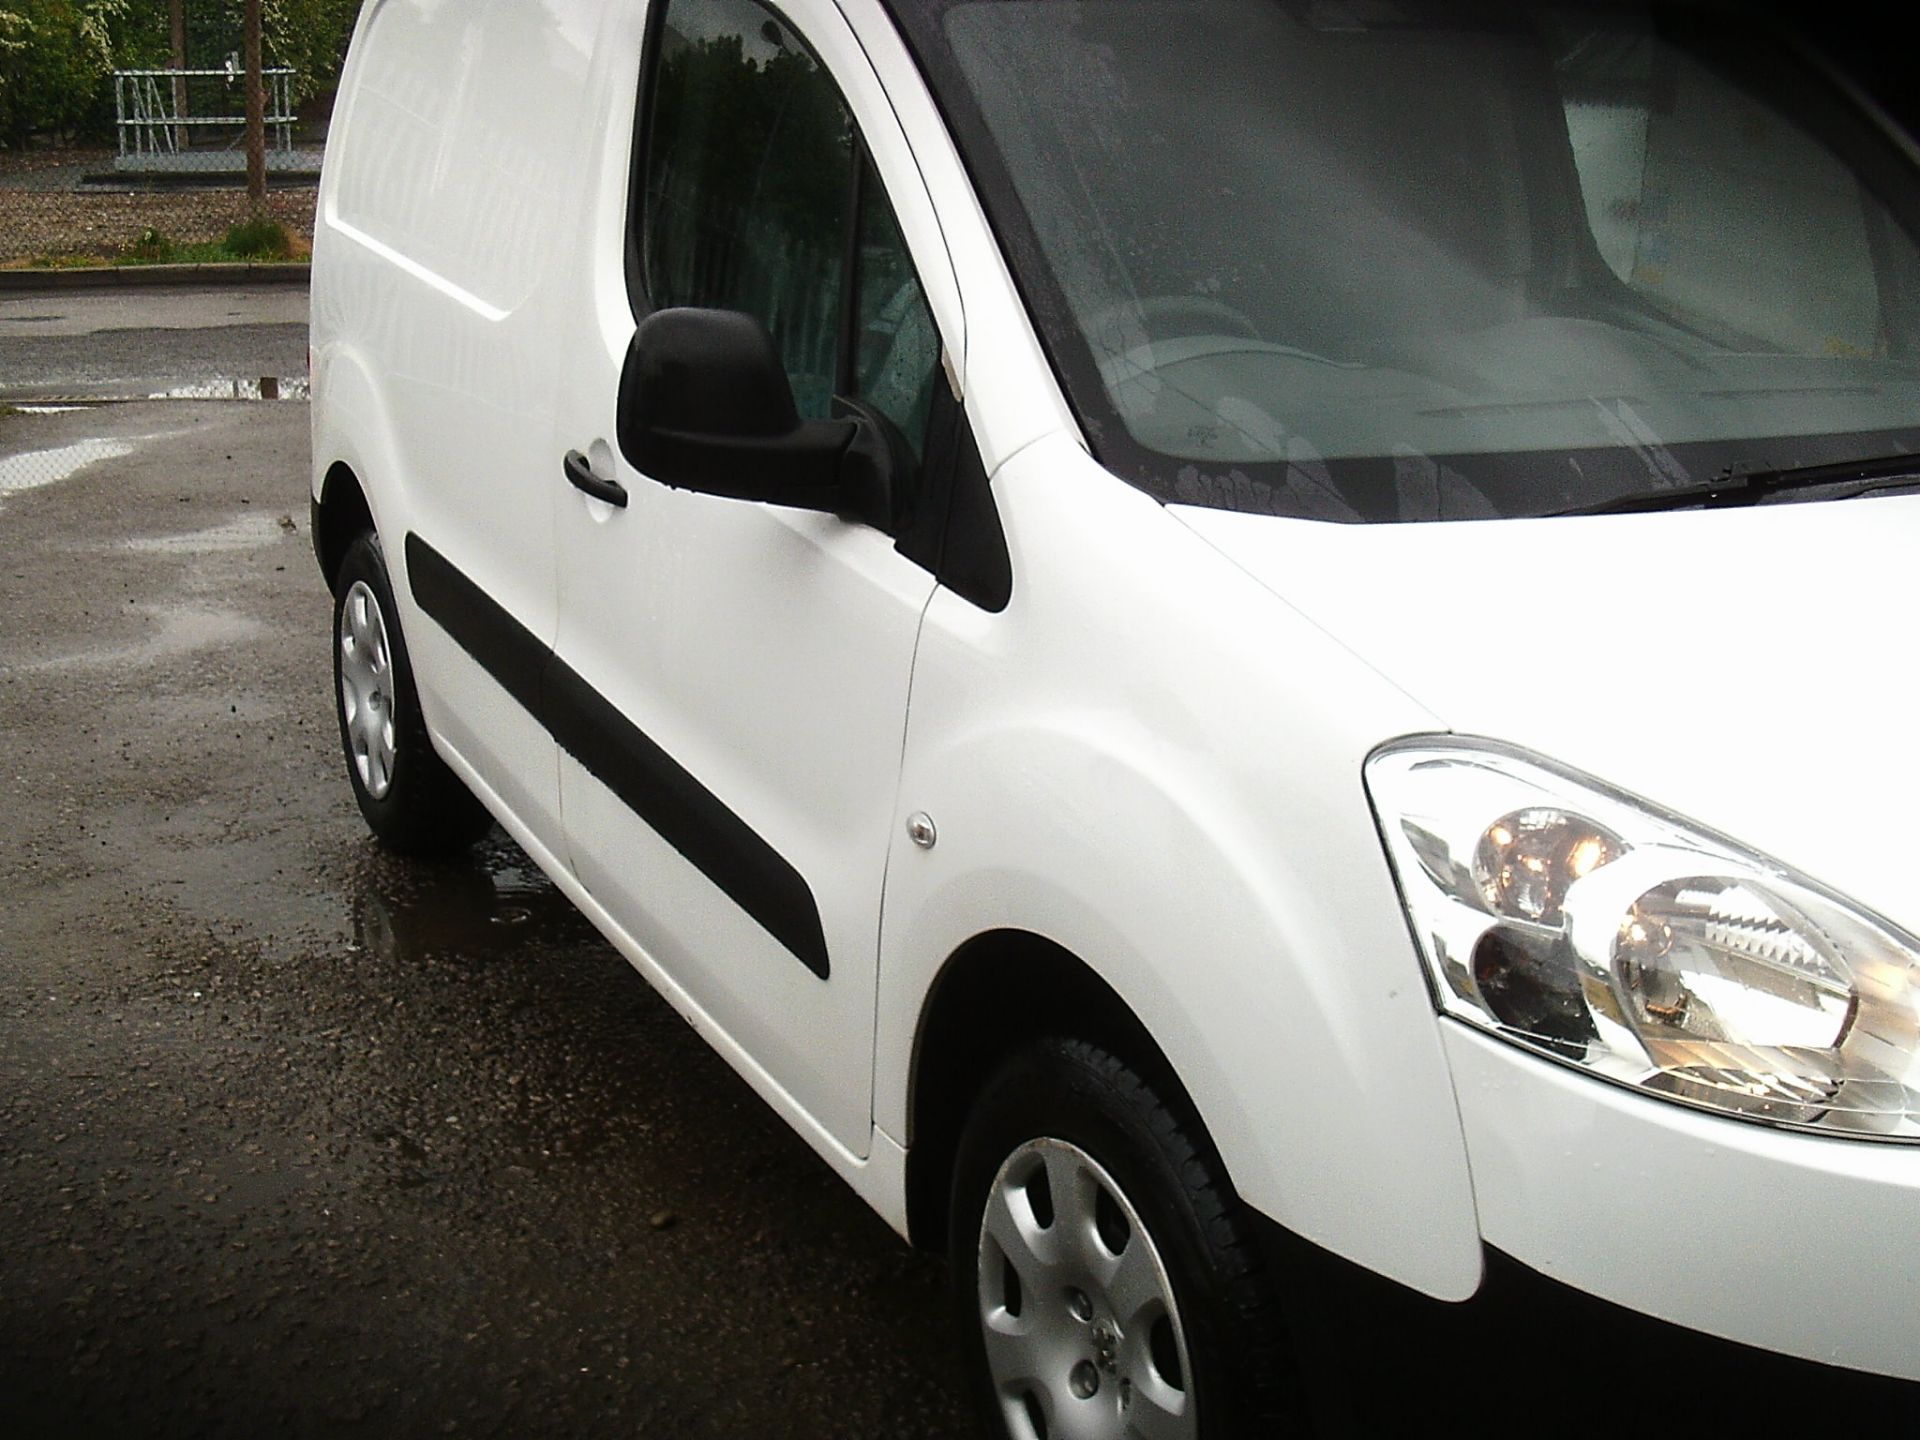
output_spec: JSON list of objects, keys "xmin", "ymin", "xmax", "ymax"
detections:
[{"xmin": 895, "ymin": 0, "xmax": 1920, "ymax": 520}]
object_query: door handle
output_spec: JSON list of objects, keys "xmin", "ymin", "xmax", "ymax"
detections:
[{"xmin": 564, "ymin": 449, "xmax": 628, "ymax": 508}]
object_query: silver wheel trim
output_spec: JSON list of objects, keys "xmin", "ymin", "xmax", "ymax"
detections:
[
  {"xmin": 338, "ymin": 579, "xmax": 398, "ymax": 801},
  {"xmin": 978, "ymin": 1136, "xmax": 1197, "ymax": 1440}
]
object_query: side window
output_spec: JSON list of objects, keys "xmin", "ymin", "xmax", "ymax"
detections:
[
  {"xmin": 852, "ymin": 155, "xmax": 940, "ymax": 462},
  {"xmin": 642, "ymin": 0, "xmax": 855, "ymax": 419},
  {"xmin": 639, "ymin": 0, "xmax": 944, "ymax": 473}
]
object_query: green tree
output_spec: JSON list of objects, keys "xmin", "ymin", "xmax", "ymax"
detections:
[
  {"xmin": 0, "ymin": 1, "xmax": 133, "ymax": 145},
  {"xmin": 263, "ymin": 0, "xmax": 358, "ymax": 104},
  {"xmin": 0, "ymin": 0, "xmax": 360, "ymax": 146},
  {"xmin": 206, "ymin": 0, "xmax": 360, "ymax": 101}
]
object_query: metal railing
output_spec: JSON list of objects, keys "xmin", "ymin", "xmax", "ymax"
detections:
[{"xmin": 112, "ymin": 67, "xmax": 303, "ymax": 173}]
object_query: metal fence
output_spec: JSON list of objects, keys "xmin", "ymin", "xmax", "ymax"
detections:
[
  {"xmin": 113, "ymin": 68, "xmax": 317, "ymax": 175},
  {"xmin": 0, "ymin": 145, "xmax": 318, "ymax": 267}
]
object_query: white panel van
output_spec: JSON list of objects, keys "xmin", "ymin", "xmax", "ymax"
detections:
[{"xmin": 312, "ymin": 1, "xmax": 1920, "ymax": 1431}]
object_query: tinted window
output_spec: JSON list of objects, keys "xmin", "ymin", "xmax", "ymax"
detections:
[
  {"xmin": 852, "ymin": 155, "xmax": 940, "ymax": 461},
  {"xmin": 642, "ymin": 0, "xmax": 854, "ymax": 418},
  {"xmin": 639, "ymin": 0, "xmax": 944, "ymax": 483}
]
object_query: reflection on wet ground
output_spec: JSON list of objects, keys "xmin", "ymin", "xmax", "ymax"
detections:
[
  {"xmin": 0, "ymin": 402, "xmax": 295, "ymax": 525},
  {"xmin": 346, "ymin": 834, "xmax": 582, "ymax": 970},
  {"xmin": 337, "ymin": 838, "xmax": 630, "ymax": 1177},
  {"xmin": 121, "ymin": 510, "xmax": 294, "ymax": 554},
  {"xmin": 149, "ymin": 376, "xmax": 309, "ymax": 401},
  {"xmin": 0, "ymin": 435, "xmax": 135, "ymax": 500},
  {"xmin": 21, "ymin": 603, "xmax": 264, "ymax": 672},
  {"xmin": 0, "ymin": 297, "xmax": 308, "ymax": 403}
]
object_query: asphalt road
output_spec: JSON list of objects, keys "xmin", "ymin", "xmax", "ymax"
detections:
[
  {"xmin": 0, "ymin": 361, "xmax": 974, "ymax": 1435},
  {"xmin": 0, "ymin": 286, "xmax": 308, "ymax": 402}
]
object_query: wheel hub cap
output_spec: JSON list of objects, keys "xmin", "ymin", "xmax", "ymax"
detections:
[
  {"xmin": 977, "ymin": 1137, "xmax": 1196, "ymax": 1440},
  {"xmin": 338, "ymin": 579, "xmax": 397, "ymax": 800}
]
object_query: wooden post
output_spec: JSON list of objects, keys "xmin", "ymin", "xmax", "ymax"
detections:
[
  {"xmin": 243, "ymin": 0, "xmax": 266, "ymax": 214},
  {"xmin": 169, "ymin": 0, "xmax": 189, "ymax": 153}
]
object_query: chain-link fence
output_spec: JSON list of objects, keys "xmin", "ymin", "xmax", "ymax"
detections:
[{"xmin": 0, "ymin": 141, "xmax": 319, "ymax": 268}]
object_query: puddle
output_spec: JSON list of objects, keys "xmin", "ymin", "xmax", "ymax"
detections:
[
  {"xmin": 149, "ymin": 376, "xmax": 310, "ymax": 402},
  {"xmin": 0, "ymin": 436, "xmax": 135, "ymax": 502},
  {"xmin": 27, "ymin": 604, "xmax": 263, "ymax": 672},
  {"xmin": 347, "ymin": 834, "xmax": 585, "ymax": 967},
  {"xmin": 123, "ymin": 511, "xmax": 290, "ymax": 555}
]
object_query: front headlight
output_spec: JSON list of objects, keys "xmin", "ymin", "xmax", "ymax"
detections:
[{"xmin": 1366, "ymin": 739, "xmax": 1920, "ymax": 1140}]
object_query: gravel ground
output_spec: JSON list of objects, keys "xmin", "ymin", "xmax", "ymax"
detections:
[
  {"xmin": 0, "ymin": 148, "xmax": 315, "ymax": 265},
  {"xmin": 0, "ymin": 400, "xmax": 976, "ymax": 1439}
]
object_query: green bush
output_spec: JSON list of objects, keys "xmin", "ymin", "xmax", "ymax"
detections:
[
  {"xmin": 126, "ymin": 224, "xmax": 171, "ymax": 261},
  {"xmin": 0, "ymin": 2, "xmax": 114, "ymax": 146},
  {"xmin": 224, "ymin": 215, "xmax": 291, "ymax": 259}
]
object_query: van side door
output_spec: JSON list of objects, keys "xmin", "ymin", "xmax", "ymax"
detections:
[
  {"xmin": 545, "ymin": 0, "xmax": 961, "ymax": 1156},
  {"xmin": 316, "ymin": 0, "xmax": 603, "ymax": 853}
]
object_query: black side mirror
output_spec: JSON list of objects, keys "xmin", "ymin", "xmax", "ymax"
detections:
[{"xmin": 616, "ymin": 307, "xmax": 893, "ymax": 527}]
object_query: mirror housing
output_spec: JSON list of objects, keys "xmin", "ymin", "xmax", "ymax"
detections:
[{"xmin": 617, "ymin": 307, "xmax": 893, "ymax": 526}]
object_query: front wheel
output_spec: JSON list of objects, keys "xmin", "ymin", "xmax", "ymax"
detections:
[
  {"xmin": 332, "ymin": 532, "xmax": 493, "ymax": 855},
  {"xmin": 950, "ymin": 1039, "xmax": 1305, "ymax": 1439}
]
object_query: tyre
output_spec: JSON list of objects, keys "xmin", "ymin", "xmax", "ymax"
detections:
[
  {"xmin": 950, "ymin": 1038, "xmax": 1305, "ymax": 1439},
  {"xmin": 332, "ymin": 532, "xmax": 494, "ymax": 855}
]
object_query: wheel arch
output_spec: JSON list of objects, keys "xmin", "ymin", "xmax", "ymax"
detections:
[
  {"xmin": 309, "ymin": 339, "xmax": 411, "ymax": 599},
  {"xmin": 903, "ymin": 928, "xmax": 1207, "ymax": 1252},
  {"xmin": 873, "ymin": 700, "xmax": 1485, "ymax": 1299},
  {"xmin": 314, "ymin": 460, "xmax": 374, "ymax": 593}
]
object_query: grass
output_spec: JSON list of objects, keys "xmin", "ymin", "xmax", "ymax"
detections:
[{"xmin": 24, "ymin": 221, "xmax": 310, "ymax": 271}]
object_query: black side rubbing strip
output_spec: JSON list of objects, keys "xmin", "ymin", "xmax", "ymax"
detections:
[
  {"xmin": 544, "ymin": 660, "xmax": 832, "ymax": 979},
  {"xmin": 404, "ymin": 532, "xmax": 831, "ymax": 980},
  {"xmin": 405, "ymin": 533, "xmax": 546, "ymax": 716}
]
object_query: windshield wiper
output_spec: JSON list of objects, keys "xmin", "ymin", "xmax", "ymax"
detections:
[{"xmin": 1558, "ymin": 452, "xmax": 1920, "ymax": 516}]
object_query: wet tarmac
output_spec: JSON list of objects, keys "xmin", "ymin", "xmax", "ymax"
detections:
[
  {"xmin": 0, "ymin": 400, "xmax": 975, "ymax": 1438},
  {"xmin": 0, "ymin": 287, "xmax": 307, "ymax": 402}
]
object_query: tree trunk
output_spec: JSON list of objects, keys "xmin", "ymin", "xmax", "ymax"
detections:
[
  {"xmin": 243, "ymin": 0, "xmax": 267, "ymax": 214},
  {"xmin": 169, "ymin": 0, "xmax": 189, "ymax": 153}
]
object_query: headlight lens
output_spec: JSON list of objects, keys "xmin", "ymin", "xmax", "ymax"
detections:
[{"xmin": 1366, "ymin": 740, "xmax": 1920, "ymax": 1140}]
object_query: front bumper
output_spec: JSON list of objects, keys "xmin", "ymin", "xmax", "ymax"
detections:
[
  {"xmin": 1443, "ymin": 1020, "xmax": 1920, "ymax": 1381},
  {"xmin": 1254, "ymin": 1226, "xmax": 1918, "ymax": 1436},
  {"xmin": 1247, "ymin": 1021, "xmax": 1919, "ymax": 1433}
]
